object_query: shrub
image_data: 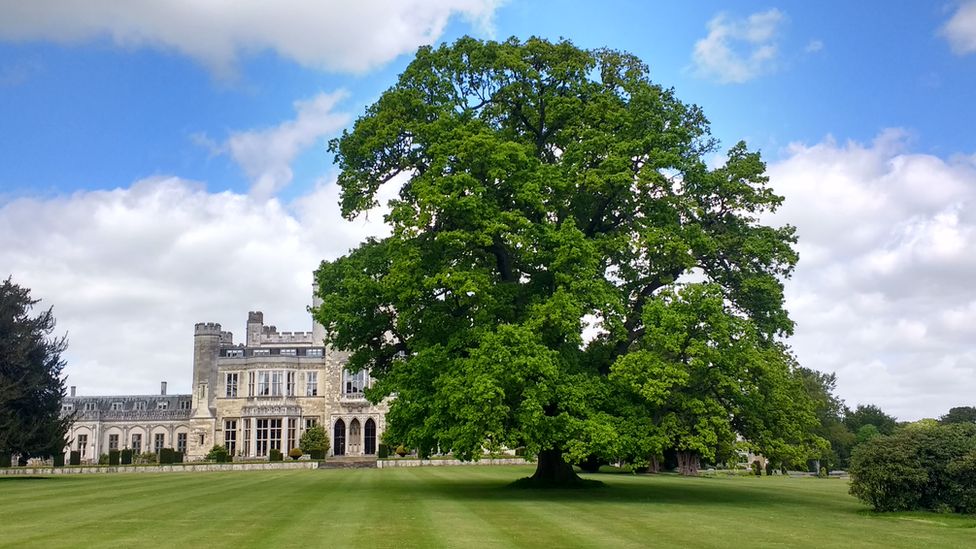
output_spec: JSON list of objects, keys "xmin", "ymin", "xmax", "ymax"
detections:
[
  {"xmin": 395, "ymin": 444, "xmax": 408, "ymax": 457},
  {"xmin": 300, "ymin": 425, "xmax": 330, "ymax": 456},
  {"xmin": 206, "ymin": 445, "xmax": 230, "ymax": 463},
  {"xmin": 751, "ymin": 461, "xmax": 762, "ymax": 476},
  {"xmin": 159, "ymin": 448, "xmax": 176, "ymax": 464},
  {"xmin": 377, "ymin": 443, "xmax": 389, "ymax": 459},
  {"xmin": 53, "ymin": 452, "xmax": 65, "ymax": 467},
  {"xmin": 98, "ymin": 453, "xmax": 109, "ymax": 465},
  {"xmin": 69, "ymin": 451, "xmax": 81, "ymax": 466},
  {"xmin": 174, "ymin": 451, "xmax": 184, "ymax": 463},
  {"xmin": 108, "ymin": 450, "xmax": 120, "ymax": 466},
  {"xmin": 269, "ymin": 448, "xmax": 283, "ymax": 462},
  {"xmin": 0, "ymin": 453, "xmax": 11, "ymax": 467},
  {"xmin": 137, "ymin": 451, "xmax": 157, "ymax": 464},
  {"xmin": 765, "ymin": 461, "xmax": 774, "ymax": 476},
  {"xmin": 289, "ymin": 448, "xmax": 303, "ymax": 460},
  {"xmin": 850, "ymin": 423, "xmax": 976, "ymax": 512},
  {"xmin": 120, "ymin": 449, "xmax": 133, "ymax": 465}
]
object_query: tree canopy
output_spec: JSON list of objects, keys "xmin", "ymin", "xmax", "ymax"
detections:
[
  {"xmin": 314, "ymin": 37, "xmax": 818, "ymax": 484},
  {"xmin": 0, "ymin": 277, "xmax": 71, "ymax": 461}
]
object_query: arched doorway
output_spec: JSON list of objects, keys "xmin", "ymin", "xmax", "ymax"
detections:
[
  {"xmin": 364, "ymin": 419, "xmax": 376, "ymax": 455},
  {"xmin": 333, "ymin": 419, "xmax": 346, "ymax": 456},
  {"xmin": 349, "ymin": 419, "xmax": 361, "ymax": 455}
]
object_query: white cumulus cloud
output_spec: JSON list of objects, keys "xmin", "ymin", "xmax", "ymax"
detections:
[
  {"xmin": 0, "ymin": 175, "xmax": 392, "ymax": 397},
  {"xmin": 196, "ymin": 90, "xmax": 351, "ymax": 198},
  {"xmin": 767, "ymin": 130, "xmax": 976, "ymax": 419},
  {"xmin": 942, "ymin": 1, "xmax": 976, "ymax": 55},
  {"xmin": 0, "ymin": 0, "xmax": 503, "ymax": 76},
  {"xmin": 692, "ymin": 9, "xmax": 785, "ymax": 84}
]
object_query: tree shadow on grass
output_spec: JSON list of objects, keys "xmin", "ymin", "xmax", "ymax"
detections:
[{"xmin": 378, "ymin": 471, "xmax": 859, "ymax": 511}]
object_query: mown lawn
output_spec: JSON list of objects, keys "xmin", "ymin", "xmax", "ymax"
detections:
[{"xmin": 1, "ymin": 466, "xmax": 974, "ymax": 548}]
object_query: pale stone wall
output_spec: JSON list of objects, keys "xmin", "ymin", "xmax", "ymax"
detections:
[
  {"xmin": 0, "ymin": 461, "xmax": 319, "ymax": 475},
  {"xmin": 376, "ymin": 458, "xmax": 527, "ymax": 468}
]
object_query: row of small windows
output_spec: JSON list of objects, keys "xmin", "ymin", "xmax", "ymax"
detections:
[
  {"xmin": 223, "ymin": 369, "xmax": 367, "ymax": 398},
  {"xmin": 222, "ymin": 348, "xmax": 324, "ymax": 358},
  {"xmin": 74, "ymin": 432, "xmax": 186, "ymax": 457},
  {"xmin": 67, "ymin": 400, "xmax": 190, "ymax": 413}
]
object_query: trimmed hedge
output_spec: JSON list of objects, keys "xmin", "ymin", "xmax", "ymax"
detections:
[
  {"xmin": 377, "ymin": 443, "xmax": 389, "ymax": 459},
  {"xmin": 850, "ymin": 423, "xmax": 976, "ymax": 513},
  {"xmin": 0, "ymin": 453, "xmax": 11, "ymax": 467},
  {"xmin": 108, "ymin": 450, "xmax": 120, "ymax": 466},
  {"xmin": 120, "ymin": 449, "xmax": 133, "ymax": 465},
  {"xmin": 69, "ymin": 451, "xmax": 81, "ymax": 466},
  {"xmin": 269, "ymin": 448, "xmax": 283, "ymax": 462},
  {"xmin": 53, "ymin": 452, "xmax": 65, "ymax": 467},
  {"xmin": 309, "ymin": 449, "xmax": 325, "ymax": 460},
  {"xmin": 159, "ymin": 448, "xmax": 176, "ymax": 464}
]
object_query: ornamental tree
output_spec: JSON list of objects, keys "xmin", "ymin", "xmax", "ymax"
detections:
[
  {"xmin": 315, "ymin": 37, "xmax": 816, "ymax": 485},
  {"xmin": 0, "ymin": 277, "xmax": 72, "ymax": 461}
]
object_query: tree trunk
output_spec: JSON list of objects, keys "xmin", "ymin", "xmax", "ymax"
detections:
[
  {"xmin": 676, "ymin": 450, "xmax": 700, "ymax": 476},
  {"xmin": 529, "ymin": 448, "xmax": 582, "ymax": 486},
  {"xmin": 646, "ymin": 454, "xmax": 661, "ymax": 474}
]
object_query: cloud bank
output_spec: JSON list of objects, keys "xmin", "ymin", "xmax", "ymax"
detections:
[
  {"xmin": 0, "ymin": 0, "xmax": 502, "ymax": 76},
  {"xmin": 768, "ymin": 130, "xmax": 976, "ymax": 420}
]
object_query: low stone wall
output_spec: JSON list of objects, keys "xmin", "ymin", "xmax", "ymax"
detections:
[
  {"xmin": 0, "ymin": 461, "xmax": 319, "ymax": 475},
  {"xmin": 376, "ymin": 457, "xmax": 527, "ymax": 468}
]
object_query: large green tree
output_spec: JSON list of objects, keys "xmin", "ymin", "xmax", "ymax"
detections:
[
  {"xmin": 315, "ymin": 37, "xmax": 815, "ymax": 485},
  {"xmin": 0, "ymin": 277, "xmax": 71, "ymax": 462}
]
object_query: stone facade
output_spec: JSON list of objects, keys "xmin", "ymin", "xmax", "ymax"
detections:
[{"xmin": 63, "ymin": 283, "xmax": 387, "ymax": 462}]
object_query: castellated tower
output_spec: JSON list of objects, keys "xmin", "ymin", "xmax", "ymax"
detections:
[
  {"xmin": 192, "ymin": 322, "xmax": 222, "ymax": 412},
  {"xmin": 246, "ymin": 311, "xmax": 264, "ymax": 347}
]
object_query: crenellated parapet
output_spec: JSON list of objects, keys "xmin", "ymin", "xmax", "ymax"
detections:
[{"xmin": 194, "ymin": 322, "xmax": 222, "ymax": 336}]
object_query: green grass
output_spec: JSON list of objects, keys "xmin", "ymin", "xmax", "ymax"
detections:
[{"xmin": 1, "ymin": 466, "xmax": 974, "ymax": 548}]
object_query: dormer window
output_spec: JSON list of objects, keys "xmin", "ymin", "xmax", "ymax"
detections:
[
  {"xmin": 110, "ymin": 402, "xmax": 122, "ymax": 411},
  {"xmin": 157, "ymin": 401, "xmax": 169, "ymax": 410},
  {"xmin": 84, "ymin": 402, "xmax": 96, "ymax": 411}
]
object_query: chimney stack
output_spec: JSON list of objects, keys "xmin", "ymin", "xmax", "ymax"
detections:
[
  {"xmin": 70, "ymin": 386, "xmax": 76, "ymax": 397},
  {"xmin": 161, "ymin": 381, "xmax": 167, "ymax": 395}
]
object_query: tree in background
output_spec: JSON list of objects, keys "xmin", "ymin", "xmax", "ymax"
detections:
[
  {"xmin": 316, "ymin": 37, "xmax": 815, "ymax": 485},
  {"xmin": 0, "ymin": 277, "xmax": 71, "ymax": 461},
  {"xmin": 796, "ymin": 367, "xmax": 853, "ymax": 470},
  {"xmin": 845, "ymin": 404, "xmax": 897, "ymax": 435},
  {"xmin": 940, "ymin": 406, "xmax": 976, "ymax": 425}
]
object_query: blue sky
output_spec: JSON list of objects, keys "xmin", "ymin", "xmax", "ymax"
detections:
[{"xmin": 2, "ymin": 1, "xmax": 976, "ymax": 420}]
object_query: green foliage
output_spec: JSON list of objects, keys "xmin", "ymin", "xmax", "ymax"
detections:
[
  {"xmin": 206, "ymin": 444, "xmax": 230, "ymax": 463},
  {"xmin": 395, "ymin": 444, "xmax": 408, "ymax": 457},
  {"xmin": 69, "ymin": 450, "xmax": 80, "ymax": 466},
  {"xmin": 0, "ymin": 278, "xmax": 71, "ymax": 459},
  {"xmin": 53, "ymin": 452, "xmax": 65, "ymax": 467},
  {"xmin": 845, "ymin": 404, "xmax": 897, "ymax": 435},
  {"xmin": 159, "ymin": 448, "xmax": 176, "ymax": 464},
  {"xmin": 317, "ymin": 36, "xmax": 809, "ymax": 482},
  {"xmin": 751, "ymin": 461, "xmax": 762, "ymax": 476},
  {"xmin": 0, "ymin": 452, "xmax": 10, "ymax": 467},
  {"xmin": 97, "ymin": 453, "xmax": 109, "ymax": 465},
  {"xmin": 940, "ymin": 406, "xmax": 976, "ymax": 425},
  {"xmin": 108, "ymin": 450, "xmax": 120, "ymax": 466},
  {"xmin": 136, "ymin": 452, "xmax": 157, "ymax": 464},
  {"xmin": 855, "ymin": 424, "xmax": 880, "ymax": 445},
  {"xmin": 300, "ymin": 425, "xmax": 329, "ymax": 456},
  {"xmin": 269, "ymin": 449, "xmax": 283, "ymax": 462},
  {"xmin": 289, "ymin": 447, "xmax": 303, "ymax": 460},
  {"xmin": 377, "ymin": 443, "xmax": 389, "ymax": 458},
  {"xmin": 120, "ymin": 449, "xmax": 132, "ymax": 465},
  {"xmin": 174, "ymin": 451, "xmax": 184, "ymax": 463},
  {"xmin": 849, "ymin": 423, "xmax": 976, "ymax": 513},
  {"xmin": 796, "ymin": 367, "xmax": 853, "ymax": 469}
]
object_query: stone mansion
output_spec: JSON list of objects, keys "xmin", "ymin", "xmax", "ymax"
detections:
[{"xmin": 62, "ymin": 284, "xmax": 388, "ymax": 462}]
